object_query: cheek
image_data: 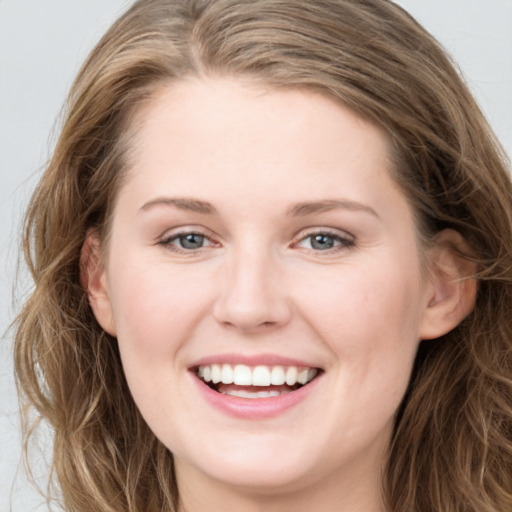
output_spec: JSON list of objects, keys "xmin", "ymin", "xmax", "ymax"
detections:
[
  {"xmin": 296, "ymin": 261, "xmax": 424, "ymax": 347},
  {"xmin": 107, "ymin": 254, "xmax": 213, "ymax": 363},
  {"xmin": 293, "ymin": 259, "xmax": 424, "ymax": 403},
  {"xmin": 105, "ymin": 255, "xmax": 216, "ymax": 428}
]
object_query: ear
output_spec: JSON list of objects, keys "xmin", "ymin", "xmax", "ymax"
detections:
[
  {"xmin": 419, "ymin": 229, "xmax": 477, "ymax": 340},
  {"xmin": 80, "ymin": 230, "xmax": 117, "ymax": 336}
]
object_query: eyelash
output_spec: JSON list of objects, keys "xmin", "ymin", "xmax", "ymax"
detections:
[
  {"xmin": 157, "ymin": 228, "xmax": 355, "ymax": 255},
  {"xmin": 157, "ymin": 230, "xmax": 219, "ymax": 255},
  {"xmin": 292, "ymin": 229, "xmax": 355, "ymax": 254}
]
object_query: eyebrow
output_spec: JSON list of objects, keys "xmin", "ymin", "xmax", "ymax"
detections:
[
  {"xmin": 139, "ymin": 197, "xmax": 217, "ymax": 215},
  {"xmin": 139, "ymin": 196, "xmax": 378, "ymax": 218},
  {"xmin": 287, "ymin": 199, "xmax": 379, "ymax": 218}
]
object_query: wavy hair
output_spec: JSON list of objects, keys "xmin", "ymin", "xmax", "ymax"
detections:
[{"xmin": 14, "ymin": 0, "xmax": 512, "ymax": 510}]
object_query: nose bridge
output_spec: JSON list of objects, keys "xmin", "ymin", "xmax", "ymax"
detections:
[{"xmin": 213, "ymin": 238, "xmax": 291, "ymax": 331}]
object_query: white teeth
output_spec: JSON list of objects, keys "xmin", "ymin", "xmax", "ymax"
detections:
[
  {"xmin": 197, "ymin": 363, "xmax": 319, "ymax": 387},
  {"xmin": 285, "ymin": 366, "xmax": 298, "ymax": 386},
  {"xmin": 252, "ymin": 366, "xmax": 271, "ymax": 386},
  {"xmin": 297, "ymin": 368, "xmax": 309, "ymax": 385},
  {"xmin": 221, "ymin": 364, "xmax": 234, "ymax": 384},
  {"xmin": 258, "ymin": 390, "xmax": 280, "ymax": 398},
  {"xmin": 211, "ymin": 364, "xmax": 221, "ymax": 384},
  {"xmin": 221, "ymin": 389, "xmax": 285, "ymax": 399},
  {"xmin": 270, "ymin": 366, "xmax": 286, "ymax": 385},
  {"xmin": 233, "ymin": 365, "xmax": 252, "ymax": 385}
]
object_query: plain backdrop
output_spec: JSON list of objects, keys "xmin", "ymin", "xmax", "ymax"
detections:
[{"xmin": 1, "ymin": 1, "xmax": 511, "ymax": 510}]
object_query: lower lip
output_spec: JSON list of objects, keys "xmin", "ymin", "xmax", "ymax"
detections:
[{"xmin": 191, "ymin": 373, "xmax": 321, "ymax": 420}]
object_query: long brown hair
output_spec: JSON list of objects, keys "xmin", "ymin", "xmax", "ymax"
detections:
[{"xmin": 15, "ymin": 1, "xmax": 512, "ymax": 510}]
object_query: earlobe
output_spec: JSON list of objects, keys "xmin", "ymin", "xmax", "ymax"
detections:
[
  {"xmin": 419, "ymin": 229, "xmax": 478, "ymax": 340},
  {"xmin": 80, "ymin": 231, "xmax": 117, "ymax": 336}
]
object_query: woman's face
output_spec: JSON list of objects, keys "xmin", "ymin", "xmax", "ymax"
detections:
[{"xmin": 91, "ymin": 78, "xmax": 438, "ymax": 501}]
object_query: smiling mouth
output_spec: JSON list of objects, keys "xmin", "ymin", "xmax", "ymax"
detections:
[{"xmin": 195, "ymin": 363, "xmax": 321, "ymax": 399}]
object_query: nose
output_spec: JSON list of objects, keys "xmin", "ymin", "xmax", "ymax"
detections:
[{"xmin": 212, "ymin": 247, "xmax": 292, "ymax": 333}]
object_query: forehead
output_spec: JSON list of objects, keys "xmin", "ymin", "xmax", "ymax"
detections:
[{"xmin": 123, "ymin": 77, "xmax": 394, "ymax": 199}]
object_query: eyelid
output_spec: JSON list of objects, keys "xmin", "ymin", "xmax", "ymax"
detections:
[
  {"xmin": 157, "ymin": 224, "xmax": 217, "ymax": 240},
  {"xmin": 156, "ymin": 226, "xmax": 221, "ymax": 254},
  {"xmin": 291, "ymin": 227, "xmax": 356, "ymax": 253},
  {"xmin": 293, "ymin": 226, "xmax": 355, "ymax": 241}
]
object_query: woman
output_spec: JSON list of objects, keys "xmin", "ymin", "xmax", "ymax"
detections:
[{"xmin": 14, "ymin": 0, "xmax": 512, "ymax": 511}]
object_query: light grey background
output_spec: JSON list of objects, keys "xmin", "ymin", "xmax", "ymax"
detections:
[{"xmin": 1, "ymin": 1, "xmax": 511, "ymax": 510}]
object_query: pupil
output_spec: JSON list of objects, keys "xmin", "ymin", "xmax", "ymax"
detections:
[
  {"xmin": 311, "ymin": 234, "xmax": 334, "ymax": 250},
  {"xmin": 180, "ymin": 234, "xmax": 204, "ymax": 249}
]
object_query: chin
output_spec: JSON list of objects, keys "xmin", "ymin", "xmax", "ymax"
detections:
[
  {"xmin": 174, "ymin": 432, "xmax": 326, "ymax": 494},
  {"xmin": 199, "ymin": 459, "xmax": 320, "ymax": 495}
]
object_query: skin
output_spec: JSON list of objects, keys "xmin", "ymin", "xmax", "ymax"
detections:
[{"xmin": 86, "ymin": 77, "xmax": 475, "ymax": 512}]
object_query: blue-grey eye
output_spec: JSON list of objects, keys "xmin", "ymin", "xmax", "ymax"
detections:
[
  {"xmin": 296, "ymin": 231, "xmax": 354, "ymax": 252},
  {"xmin": 178, "ymin": 233, "xmax": 205, "ymax": 249},
  {"xmin": 309, "ymin": 234, "xmax": 337, "ymax": 250}
]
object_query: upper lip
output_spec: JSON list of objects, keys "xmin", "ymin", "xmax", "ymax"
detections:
[{"xmin": 189, "ymin": 353, "xmax": 322, "ymax": 370}]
